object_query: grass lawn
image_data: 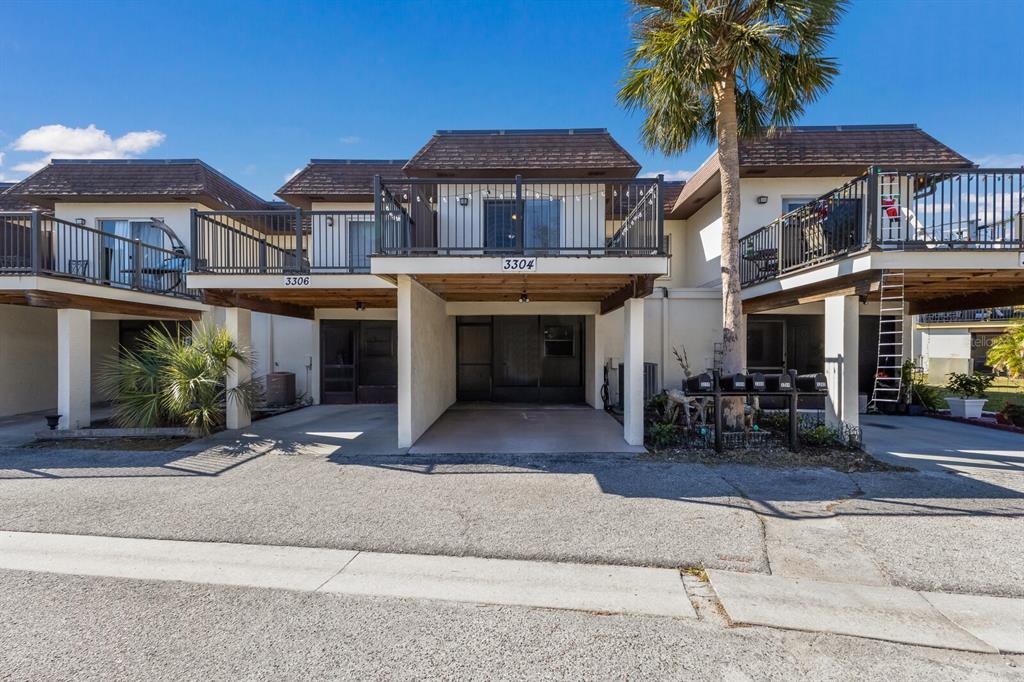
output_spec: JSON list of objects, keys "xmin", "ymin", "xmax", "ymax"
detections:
[{"xmin": 931, "ymin": 376, "xmax": 1024, "ymax": 413}]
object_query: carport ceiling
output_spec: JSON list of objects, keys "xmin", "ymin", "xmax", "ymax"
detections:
[
  {"xmin": 202, "ymin": 288, "xmax": 397, "ymax": 319},
  {"xmin": 412, "ymin": 274, "xmax": 655, "ymax": 311},
  {"xmin": 743, "ymin": 268, "xmax": 1024, "ymax": 315}
]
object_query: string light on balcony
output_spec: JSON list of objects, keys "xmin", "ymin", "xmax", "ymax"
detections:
[{"xmin": 518, "ymin": 290, "xmax": 529, "ymax": 304}]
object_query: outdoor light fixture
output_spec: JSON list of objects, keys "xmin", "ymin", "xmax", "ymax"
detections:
[
  {"xmin": 518, "ymin": 291, "xmax": 530, "ymax": 304},
  {"xmin": 458, "ymin": 196, "xmax": 470, "ymax": 207},
  {"xmin": 756, "ymin": 195, "xmax": 769, "ymax": 204},
  {"xmin": 75, "ymin": 218, "xmax": 87, "ymax": 225},
  {"xmin": 355, "ymin": 301, "xmax": 366, "ymax": 311}
]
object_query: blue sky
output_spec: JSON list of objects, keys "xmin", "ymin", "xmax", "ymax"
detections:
[{"xmin": 2, "ymin": 0, "xmax": 1022, "ymax": 199}]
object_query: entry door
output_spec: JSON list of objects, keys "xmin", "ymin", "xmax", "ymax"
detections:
[
  {"xmin": 457, "ymin": 318, "xmax": 492, "ymax": 401},
  {"xmin": 321, "ymin": 321, "xmax": 358, "ymax": 404}
]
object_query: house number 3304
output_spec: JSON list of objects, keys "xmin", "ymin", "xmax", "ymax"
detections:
[{"xmin": 502, "ymin": 257, "xmax": 537, "ymax": 272}]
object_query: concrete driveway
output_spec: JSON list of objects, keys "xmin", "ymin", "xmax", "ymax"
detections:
[
  {"xmin": 410, "ymin": 404, "xmax": 643, "ymax": 454},
  {"xmin": 0, "ymin": 408, "xmax": 1021, "ymax": 596}
]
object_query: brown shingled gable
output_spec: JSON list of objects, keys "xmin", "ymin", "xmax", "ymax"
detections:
[
  {"xmin": 404, "ymin": 129, "xmax": 642, "ymax": 178},
  {"xmin": 5, "ymin": 159, "xmax": 267, "ymax": 211},
  {"xmin": 670, "ymin": 125, "xmax": 973, "ymax": 218},
  {"xmin": 276, "ymin": 160, "xmax": 407, "ymax": 209}
]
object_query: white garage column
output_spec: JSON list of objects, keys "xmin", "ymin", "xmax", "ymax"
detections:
[
  {"xmin": 622, "ymin": 298, "xmax": 645, "ymax": 446},
  {"xmin": 823, "ymin": 294, "xmax": 859, "ymax": 430},
  {"xmin": 397, "ymin": 275, "xmax": 456, "ymax": 449},
  {"xmin": 57, "ymin": 308, "xmax": 91, "ymax": 430},
  {"xmin": 585, "ymin": 314, "xmax": 606, "ymax": 410},
  {"xmin": 223, "ymin": 307, "xmax": 253, "ymax": 430}
]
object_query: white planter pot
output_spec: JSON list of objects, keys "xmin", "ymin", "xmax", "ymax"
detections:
[{"xmin": 945, "ymin": 397, "xmax": 987, "ymax": 419}]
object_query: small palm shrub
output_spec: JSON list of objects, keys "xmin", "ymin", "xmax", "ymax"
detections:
[
  {"xmin": 98, "ymin": 324, "xmax": 259, "ymax": 435},
  {"xmin": 987, "ymin": 324, "xmax": 1024, "ymax": 379}
]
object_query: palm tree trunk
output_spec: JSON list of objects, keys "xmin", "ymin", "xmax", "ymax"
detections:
[{"xmin": 713, "ymin": 76, "xmax": 746, "ymax": 431}]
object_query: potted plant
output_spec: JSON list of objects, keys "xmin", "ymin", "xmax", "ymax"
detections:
[{"xmin": 943, "ymin": 372, "xmax": 994, "ymax": 419}]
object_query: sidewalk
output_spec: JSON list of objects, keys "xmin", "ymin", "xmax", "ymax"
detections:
[{"xmin": 0, "ymin": 530, "xmax": 1020, "ymax": 655}]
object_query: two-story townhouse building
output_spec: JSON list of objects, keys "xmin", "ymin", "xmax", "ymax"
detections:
[
  {"xmin": 188, "ymin": 129, "xmax": 666, "ymax": 449},
  {"xmin": 3, "ymin": 125, "xmax": 1020, "ymax": 449},
  {"xmin": 0, "ymin": 160, "xmax": 312, "ymax": 429}
]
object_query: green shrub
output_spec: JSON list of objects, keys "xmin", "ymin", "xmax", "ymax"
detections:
[
  {"xmin": 945, "ymin": 372, "xmax": 994, "ymax": 399},
  {"xmin": 800, "ymin": 423, "xmax": 841, "ymax": 448},
  {"xmin": 911, "ymin": 383, "xmax": 944, "ymax": 411},
  {"xmin": 755, "ymin": 410, "xmax": 790, "ymax": 432},
  {"xmin": 646, "ymin": 422, "xmax": 677, "ymax": 449},
  {"xmin": 1001, "ymin": 403, "xmax": 1024, "ymax": 428}
]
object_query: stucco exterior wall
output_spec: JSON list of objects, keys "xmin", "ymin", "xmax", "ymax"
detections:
[
  {"xmin": 682, "ymin": 176, "xmax": 853, "ymax": 287},
  {"xmin": 398, "ymin": 276, "xmax": 456, "ymax": 447},
  {"xmin": 599, "ymin": 289, "xmax": 723, "ymax": 394},
  {"xmin": 0, "ymin": 305, "xmax": 58, "ymax": 416},
  {"xmin": 920, "ymin": 328, "xmax": 973, "ymax": 382}
]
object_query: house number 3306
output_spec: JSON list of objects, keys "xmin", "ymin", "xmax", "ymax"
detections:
[{"xmin": 283, "ymin": 276, "xmax": 311, "ymax": 286}]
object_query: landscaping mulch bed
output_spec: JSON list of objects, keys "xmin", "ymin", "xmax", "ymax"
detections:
[
  {"xmin": 641, "ymin": 443, "xmax": 912, "ymax": 472},
  {"xmin": 22, "ymin": 437, "xmax": 193, "ymax": 452},
  {"xmin": 926, "ymin": 413, "xmax": 1024, "ymax": 435}
]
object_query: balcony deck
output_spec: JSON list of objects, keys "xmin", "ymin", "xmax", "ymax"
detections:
[
  {"xmin": 0, "ymin": 211, "xmax": 204, "ymax": 319},
  {"xmin": 739, "ymin": 168, "xmax": 1024, "ymax": 315}
]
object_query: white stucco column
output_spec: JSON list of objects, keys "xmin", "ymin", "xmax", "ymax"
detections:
[
  {"xmin": 823, "ymin": 294, "xmax": 859, "ymax": 430},
  {"xmin": 57, "ymin": 308, "xmax": 91, "ymax": 430},
  {"xmin": 623, "ymin": 298, "xmax": 645, "ymax": 446},
  {"xmin": 223, "ymin": 306, "xmax": 252, "ymax": 430},
  {"xmin": 397, "ymin": 275, "xmax": 456, "ymax": 449},
  {"xmin": 586, "ymin": 314, "xmax": 607, "ymax": 410}
]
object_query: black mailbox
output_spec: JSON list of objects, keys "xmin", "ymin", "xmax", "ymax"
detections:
[
  {"xmin": 686, "ymin": 373, "xmax": 713, "ymax": 393},
  {"xmin": 720, "ymin": 373, "xmax": 747, "ymax": 391},
  {"xmin": 746, "ymin": 372, "xmax": 766, "ymax": 392},
  {"xmin": 764, "ymin": 373, "xmax": 794, "ymax": 391},
  {"xmin": 796, "ymin": 373, "xmax": 827, "ymax": 392}
]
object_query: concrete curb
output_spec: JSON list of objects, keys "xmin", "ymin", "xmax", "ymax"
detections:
[
  {"xmin": 0, "ymin": 531, "xmax": 695, "ymax": 620},
  {"xmin": 707, "ymin": 569, "xmax": 1015, "ymax": 654}
]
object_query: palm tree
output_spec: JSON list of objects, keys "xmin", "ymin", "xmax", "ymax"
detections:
[
  {"xmin": 619, "ymin": 0, "xmax": 844, "ymax": 428},
  {"xmin": 987, "ymin": 324, "xmax": 1024, "ymax": 379},
  {"xmin": 98, "ymin": 323, "xmax": 259, "ymax": 435}
]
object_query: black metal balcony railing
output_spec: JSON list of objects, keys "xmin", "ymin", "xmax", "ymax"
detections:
[
  {"xmin": 192, "ymin": 209, "xmax": 377, "ymax": 274},
  {"xmin": 740, "ymin": 168, "xmax": 1024, "ymax": 286},
  {"xmin": 376, "ymin": 176, "xmax": 664, "ymax": 256},
  {"xmin": 919, "ymin": 307, "xmax": 1024, "ymax": 324},
  {"xmin": 0, "ymin": 211, "xmax": 193, "ymax": 298}
]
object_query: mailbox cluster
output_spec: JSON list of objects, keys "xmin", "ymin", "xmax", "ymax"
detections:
[{"xmin": 683, "ymin": 369, "xmax": 828, "ymax": 453}]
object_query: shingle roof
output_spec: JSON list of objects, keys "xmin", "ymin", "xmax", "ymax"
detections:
[
  {"xmin": 276, "ymin": 160, "xmax": 407, "ymax": 208},
  {"xmin": 0, "ymin": 182, "xmax": 41, "ymax": 211},
  {"xmin": 662, "ymin": 180, "xmax": 685, "ymax": 214},
  {"xmin": 404, "ymin": 129, "xmax": 642, "ymax": 177},
  {"xmin": 5, "ymin": 159, "xmax": 268, "ymax": 211},
  {"xmin": 738, "ymin": 124, "xmax": 970, "ymax": 168},
  {"xmin": 670, "ymin": 124, "xmax": 973, "ymax": 218}
]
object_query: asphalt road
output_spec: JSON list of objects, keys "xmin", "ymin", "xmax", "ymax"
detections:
[{"xmin": 1, "ymin": 569, "xmax": 1019, "ymax": 681}]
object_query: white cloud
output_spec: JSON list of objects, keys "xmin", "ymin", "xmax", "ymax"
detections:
[
  {"xmin": 10, "ymin": 124, "xmax": 166, "ymax": 173},
  {"xmin": 0, "ymin": 151, "xmax": 5, "ymax": 166},
  {"xmin": 339, "ymin": 135, "xmax": 361, "ymax": 145},
  {"xmin": 642, "ymin": 169, "xmax": 696, "ymax": 182},
  {"xmin": 284, "ymin": 167, "xmax": 302, "ymax": 182},
  {"xmin": 972, "ymin": 153, "xmax": 1024, "ymax": 168}
]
